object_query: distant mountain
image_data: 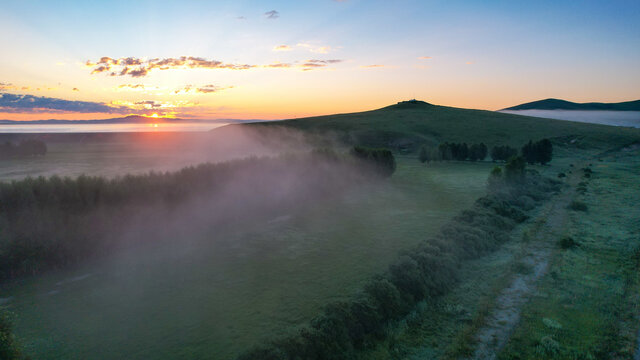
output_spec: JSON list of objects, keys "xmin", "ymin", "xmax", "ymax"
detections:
[
  {"xmin": 0, "ymin": 115, "xmax": 262, "ymax": 125},
  {"xmin": 503, "ymin": 98, "xmax": 640, "ymax": 111}
]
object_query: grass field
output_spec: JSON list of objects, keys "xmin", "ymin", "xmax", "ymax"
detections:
[
  {"xmin": 499, "ymin": 147, "xmax": 640, "ymax": 359},
  {"xmin": 3, "ymin": 156, "xmax": 496, "ymax": 360}
]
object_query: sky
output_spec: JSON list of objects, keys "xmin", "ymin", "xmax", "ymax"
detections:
[{"xmin": 0, "ymin": 0, "xmax": 639, "ymax": 121}]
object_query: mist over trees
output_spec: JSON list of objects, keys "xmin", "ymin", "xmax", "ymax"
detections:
[
  {"xmin": 350, "ymin": 146, "xmax": 396, "ymax": 177},
  {"xmin": 0, "ymin": 140, "xmax": 47, "ymax": 158},
  {"xmin": 0, "ymin": 149, "xmax": 396, "ymax": 281}
]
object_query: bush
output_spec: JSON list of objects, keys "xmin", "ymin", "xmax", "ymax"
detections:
[
  {"xmin": 568, "ymin": 200, "xmax": 588, "ymax": 212},
  {"xmin": 505, "ymin": 156, "xmax": 526, "ymax": 182},
  {"xmin": 418, "ymin": 146, "xmax": 430, "ymax": 164},
  {"xmin": 558, "ymin": 237, "xmax": 579, "ymax": 249}
]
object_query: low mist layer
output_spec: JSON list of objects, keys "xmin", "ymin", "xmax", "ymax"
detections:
[{"xmin": 500, "ymin": 110, "xmax": 640, "ymax": 128}]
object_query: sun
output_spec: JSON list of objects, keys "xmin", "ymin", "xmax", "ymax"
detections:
[{"xmin": 150, "ymin": 113, "xmax": 159, "ymax": 118}]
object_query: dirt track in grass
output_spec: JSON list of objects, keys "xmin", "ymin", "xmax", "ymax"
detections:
[{"xmin": 468, "ymin": 166, "xmax": 583, "ymax": 360}]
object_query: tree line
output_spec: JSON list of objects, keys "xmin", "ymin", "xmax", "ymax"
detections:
[
  {"xmin": 0, "ymin": 140, "xmax": 47, "ymax": 158},
  {"xmin": 236, "ymin": 164, "xmax": 562, "ymax": 360},
  {"xmin": 350, "ymin": 146, "xmax": 396, "ymax": 177},
  {"xmin": 418, "ymin": 138, "xmax": 553, "ymax": 165},
  {"xmin": 0, "ymin": 148, "xmax": 395, "ymax": 282},
  {"xmin": 419, "ymin": 142, "xmax": 488, "ymax": 163}
]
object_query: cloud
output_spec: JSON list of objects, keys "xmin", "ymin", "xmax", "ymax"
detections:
[
  {"xmin": 418, "ymin": 56, "xmax": 432, "ymax": 60},
  {"xmin": 273, "ymin": 45, "xmax": 292, "ymax": 52},
  {"xmin": 87, "ymin": 56, "xmax": 256, "ymax": 78},
  {"xmin": 264, "ymin": 62, "xmax": 293, "ymax": 68},
  {"xmin": 134, "ymin": 100, "xmax": 162, "ymax": 108},
  {"xmin": 360, "ymin": 64, "xmax": 385, "ymax": 68},
  {"xmin": 0, "ymin": 92, "xmax": 201, "ymax": 115},
  {"xmin": 299, "ymin": 59, "xmax": 343, "ymax": 71},
  {"xmin": 0, "ymin": 93, "xmax": 128, "ymax": 113},
  {"xmin": 307, "ymin": 59, "xmax": 342, "ymax": 64},
  {"xmin": 110, "ymin": 99, "xmax": 196, "ymax": 110},
  {"xmin": 264, "ymin": 10, "xmax": 279, "ymax": 19},
  {"xmin": 173, "ymin": 84, "xmax": 232, "ymax": 94},
  {"xmin": 128, "ymin": 68, "xmax": 149, "ymax": 77},
  {"xmin": 88, "ymin": 56, "xmax": 344, "ymax": 77},
  {"xmin": 0, "ymin": 82, "xmax": 15, "ymax": 91},
  {"xmin": 115, "ymin": 83, "xmax": 231, "ymax": 95},
  {"xmin": 310, "ymin": 46, "xmax": 333, "ymax": 54},
  {"xmin": 465, "ymin": 61, "xmax": 474, "ymax": 65},
  {"xmin": 237, "ymin": 16, "xmax": 246, "ymax": 20},
  {"xmin": 296, "ymin": 43, "xmax": 337, "ymax": 54},
  {"xmin": 72, "ymin": 88, "xmax": 79, "ymax": 91},
  {"xmin": 117, "ymin": 84, "xmax": 147, "ymax": 90}
]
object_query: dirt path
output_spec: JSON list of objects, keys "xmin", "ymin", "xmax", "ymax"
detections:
[{"xmin": 468, "ymin": 169, "xmax": 582, "ymax": 360}]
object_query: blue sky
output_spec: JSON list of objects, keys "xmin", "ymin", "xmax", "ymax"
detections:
[{"xmin": 0, "ymin": 0, "xmax": 638, "ymax": 120}]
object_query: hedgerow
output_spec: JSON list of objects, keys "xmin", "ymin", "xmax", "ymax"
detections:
[{"xmin": 237, "ymin": 168, "xmax": 561, "ymax": 360}]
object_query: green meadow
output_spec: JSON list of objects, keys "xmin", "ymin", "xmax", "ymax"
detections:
[{"xmin": 3, "ymin": 157, "xmax": 493, "ymax": 359}]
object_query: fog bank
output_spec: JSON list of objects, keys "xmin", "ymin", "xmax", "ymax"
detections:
[{"xmin": 500, "ymin": 110, "xmax": 640, "ymax": 128}]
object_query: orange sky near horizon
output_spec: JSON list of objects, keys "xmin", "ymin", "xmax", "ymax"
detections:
[{"xmin": 1, "ymin": 1, "xmax": 638, "ymax": 122}]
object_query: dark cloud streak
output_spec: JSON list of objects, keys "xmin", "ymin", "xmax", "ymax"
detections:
[
  {"xmin": 0, "ymin": 93, "xmax": 127, "ymax": 114},
  {"xmin": 264, "ymin": 10, "xmax": 279, "ymax": 19}
]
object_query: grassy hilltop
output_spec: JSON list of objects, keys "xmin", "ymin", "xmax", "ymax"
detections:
[{"xmin": 242, "ymin": 100, "xmax": 640, "ymax": 151}]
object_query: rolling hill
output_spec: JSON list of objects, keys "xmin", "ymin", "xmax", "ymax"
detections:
[
  {"xmin": 503, "ymin": 98, "xmax": 640, "ymax": 111},
  {"xmin": 237, "ymin": 100, "xmax": 640, "ymax": 152}
]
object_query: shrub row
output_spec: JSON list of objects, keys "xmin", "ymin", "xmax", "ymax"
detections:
[{"xmin": 237, "ymin": 171, "xmax": 562, "ymax": 360}]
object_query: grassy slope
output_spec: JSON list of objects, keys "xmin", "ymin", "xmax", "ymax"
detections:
[{"xmin": 244, "ymin": 101, "xmax": 640, "ymax": 150}]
